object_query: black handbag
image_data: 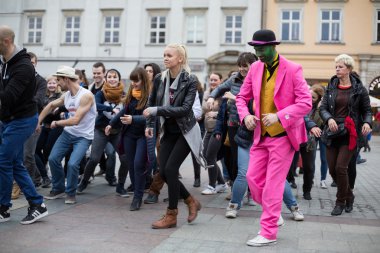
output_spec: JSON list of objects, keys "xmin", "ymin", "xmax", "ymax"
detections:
[{"xmin": 325, "ymin": 122, "xmax": 347, "ymax": 139}]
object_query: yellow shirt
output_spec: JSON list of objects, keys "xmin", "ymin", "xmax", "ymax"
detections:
[{"xmin": 260, "ymin": 66, "xmax": 286, "ymax": 136}]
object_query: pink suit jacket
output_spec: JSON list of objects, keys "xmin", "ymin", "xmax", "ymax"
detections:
[{"xmin": 236, "ymin": 55, "xmax": 312, "ymax": 151}]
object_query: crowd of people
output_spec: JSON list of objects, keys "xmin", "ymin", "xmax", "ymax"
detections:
[{"xmin": 0, "ymin": 25, "xmax": 374, "ymax": 248}]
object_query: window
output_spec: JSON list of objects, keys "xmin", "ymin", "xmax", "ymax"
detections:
[
  {"xmin": 281, "ymin": 10, "xmax": 301, "ymax": 42},
  {"xmin": 377, "ymin": 10, "xmax": 380, "ymax": 42},
  {"xmin": 320, "ymin": 10, "xmax": 341, "ymax": 42},
  {"xmin": 64, "ymin": 16, "xmax": 80, "ymax": 43},
  {"xmin": 224, "ymin": 15, "xmax": 242, "ymax": 44},
  {"xmin": 104, "ymin": 16, "xmax": 120, "ymax": 43},
  {"xmin": 149, "ymin": 16, "xmax": 166, "ymax": 44},
  {"xmin": 186, "ymin": 15, "xmax": 205, "ymax": 44},
  {"xmin": 27, "ymin": 16, "xmax": 42, "ymax": 43}
]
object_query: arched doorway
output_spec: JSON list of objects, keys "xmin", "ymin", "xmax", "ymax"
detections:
[{"xmin": 206, "ymin": 50, "xmax": 241, "ymax": 81}]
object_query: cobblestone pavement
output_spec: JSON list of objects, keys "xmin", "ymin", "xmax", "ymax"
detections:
[{"xmin": 1, "ymin": 136, "xmax": 380, "ymax": 253}]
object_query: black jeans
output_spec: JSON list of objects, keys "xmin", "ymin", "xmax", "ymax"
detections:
[
  {"xmin": 203, "ymin": 131, "xmax": 224, "ymax": 187},
  {"xmin": 299, "ymin": 145, "xmax": 316, "ymax": 194},
  {"xmin": 227, "ymin": 126, "xmax": 238, "ymax": 183},
  {"xmin": 159, "ymin": 133, "xmax": 191, "ymax": 210}
]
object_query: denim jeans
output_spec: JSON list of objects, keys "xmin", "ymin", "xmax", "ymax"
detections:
[
  {"xmin": 231, "ymin": 146, "xmax": 250, "ymax": 208},
  {"xmin": 0, "ymin": 114, "xmax": 43, "ymax": 207},
  {"xmin": 283, "ymin": 180, "xmax": 298, "ymax": 210},
  {"xmin": 124, "ymin": 134, "xmax": 147, "ymax": 200},
  {"xmin": 49, "ymin": 131, "xmax": 92, "ymax": 196},
  {"xmin": 104, "ymin": 142, "xmax": 116, "ymax": 181},
  {"xmin": 146, "ymin": 126, "xmax": 157, "ymax": 175},
  {"xmin": 82, "ymin": 128, "xmax": 128, "ymax": 183},
  {"xmin": 319, "ymin": 139, "xmax": 328, "ymax": 181}
]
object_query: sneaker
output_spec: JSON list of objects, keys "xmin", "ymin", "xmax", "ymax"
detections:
[
  {"xmin": 320, "ymin": 180, "xmax": 327, "ymax": 189},
  {"xmin": 193, "ymin": 178, "xmax": 201, "ymax": 188},
  {"xmin": 290, "ymin": 206, "xmax": 304, "ymax": 221},
  {"xmin": 41, "ymin": 177, "xmax": 52, "ymax": 188},
  {"xmin": 76, "ymin": 179, "xmax": 89, "ymax": 194},
  {"xmin": 290, "ymin": 181, "xmax": 297, "ymax": 189},
  {"xmin": 106, "ymin": 177, "xmax": 117, "ymax": 186},
  {"xmin": 20, "ymin": 203, "xmax": 48, "ymax": 225},
  {"xmin": 144, "ymin": 193, "xmax": 159, "ymax": 204},
  {"xmin": 201, "ymin": 185, "xmax": 217, "ymax": 195},
  {"xmin": 215, "ymin": 183, "xmax": 229, "ymax": 193},
  {"xmin": 225, "ymin": 203, "xmax": 238, "ymax": 218},
  {"xmin": 116, "ymin": 184, "xmax": 130, "ymax": 198},
  {"xmin": 0, "ymin": 206, "xmax": 10, "ymax": 223},
  {"xmin": 356, "ymin": 158, "xmax": 367, "ymax": 164},
  {"xmin": 44, "ymin": 190, "xmax": 65, "ymax": 200},
  {"xmin": 245, "ymin": 192, "xmax": 256, "ymax": 206},
  {"xmin": 277, "ymin": 215, "xmax": 285, "ymax": 226},
  {"xmin": 331, "ymin": 181, "xmax": 337, "ymax": 187},
  {"xmin": 247, "ymin": 235, "xmax": 277, "ymax": 247},
  {"xmin": 65, "ymin": 195, "xmax": 77, "ymax": 204}
]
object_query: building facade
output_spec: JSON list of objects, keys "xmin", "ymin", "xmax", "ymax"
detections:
[
  {"xmin": 263, "ymin": 0, "xmax": 380, "ymax": 88},
  {"xmin": 0, "ymin": 0, "xmax": 262, "ymax": 83}
]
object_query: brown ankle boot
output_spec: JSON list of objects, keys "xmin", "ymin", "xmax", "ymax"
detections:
[
  {"xmin": 152, "ymin": 208, "xmax": 178, "ymax": 229},
  {"xmin": 184, "ymin": 195, "xmax": 202, "ymax": 223},
  {"xmin": 11, "ymin": 182, "xmax": 21, "ymax": 200}
]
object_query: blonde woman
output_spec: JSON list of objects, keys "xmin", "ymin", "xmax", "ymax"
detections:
[
  {"xmin": 143, "ymin": 44, "xmax": 203, "ymax": 229},
  {"xmin": 320, "ymin": 54, "xmax": 372, "ymax": 215}
]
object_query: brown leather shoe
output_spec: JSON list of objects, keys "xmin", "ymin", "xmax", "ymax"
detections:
[
  {"xmin": 184, "ymin": 195, "xmax": 202, "ymax": 223},
  {"xmin": 152, "ymin": 208, "xmax": 178, "ymax": 229},
  {"xmin": 11, "ymin": 182, "xmax": 21, "ymax": 200}
]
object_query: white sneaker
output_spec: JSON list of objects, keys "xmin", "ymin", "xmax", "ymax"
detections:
[
  {"xmin": 277, "ymin": 215, "xmax": 285, "ymax": 227},
  {"xmin": 215, "ymin": 183, "xmax": 229, "ymax": 193},
  {"xmin": 320, "ymin": 180, "xmax": 327, "ymax": 189},
  {"xmin": 201, "ymin": 185, "xmax": 217, "ymax": 195},
  {"xmin": 247, "ymin": 235, "xmax": 277, "ymax": 247},
  {"xmin": 291, "ymin": 206, "xmax": 304, "ymax": 221},
  {"xmin": 225, "ymin": 203, "xmax": 238, "ymax": 218}
]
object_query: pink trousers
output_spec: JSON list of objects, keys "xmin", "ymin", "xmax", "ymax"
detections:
[{"xmin": 246, "ymin": 136, "xmax": 295, "ymax": 240}]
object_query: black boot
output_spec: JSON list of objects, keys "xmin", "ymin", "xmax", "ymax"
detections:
[
  {"xmin": 331, "ymin": 205, "xmax": 344, "ymax": 216},
  {"xmin": 77, "ymin": 179, "xmax": 89, "ymax": 194},
  {"xmin": 345, "ymin": 196, "xmax": 355, "ymax": 213},
  {"xmin": 130, "ymin": 198, "xmax": 142, "ymax": 211}
]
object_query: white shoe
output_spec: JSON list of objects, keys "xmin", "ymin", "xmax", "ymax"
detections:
[
  {"xmin": 246, "ymin": 192, "xmax": 256, "ymax": 206},
  {"xmin": 291, "ymin": 206, "xmax": 304, "ymax": 221},
  {"xmin": 225, "ymin": 203, "xmax": 238, "ymax": 218},
  {"xmin": 201, "ymin": 185, "xmax": 217, "ymax": 195},
  {"xmin": 320, "ymin": 180, "xmax": 327, "ymax": 189},
  {"xmin": 215, "ymin": 183, "xmax": 229, "ymax": 193},
  {"xmin": 277, "ymin": 215, "xmax": 285, "ymax": 227},
  {"xmin": 247, "ymin": 235, "xmax": 277, "ymax": 247}
]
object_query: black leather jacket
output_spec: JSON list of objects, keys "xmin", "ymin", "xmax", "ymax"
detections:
[
  {"xmin": 319, "ymin": 74, "xmax": 372, "ymax": 137},
  {"xmin": 146, "ymin": 70, "xmax": 197, "ymax": 134}
]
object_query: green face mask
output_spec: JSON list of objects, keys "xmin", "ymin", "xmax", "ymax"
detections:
[{"xmin": 254, "ymin": 45, "xmax": 276, "ymax": 65}]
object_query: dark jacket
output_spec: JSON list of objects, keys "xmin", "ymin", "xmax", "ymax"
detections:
[
  {"xmin": 234, "ymin": 98, "xmax": 254, "ymax": 149},
  {"xmin": 146, "ymin": 70, "xmax": 197, "ymax": 134},
  {"xmin": 319, "ymin": 74, "xmax": 372, "ymax": 145},
  {"xmin": 0, "ymin": 48, "xmax": 37, "ymax": 122},
  {"xmin": 209, "ymin": 72, "xmax": 244, "ymax": 127},
  {"xmin": 42, "ymin": 92, "xmax": 62, "ymax": 125},
  {"xmin": 35, "ymin": 73, "xmax": 47, "ymax": 113},
  {"xmin": 95, "ymin": 90, "xmax": 122, "ymax": 129}
]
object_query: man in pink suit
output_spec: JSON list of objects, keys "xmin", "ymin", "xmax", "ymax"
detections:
[{"xmin": 236, "ymin": 29, "xmax": 312, "ymax": 247}]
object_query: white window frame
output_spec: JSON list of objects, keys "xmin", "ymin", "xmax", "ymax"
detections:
[
  {"xmin": 103, "ymin": 15, "xmax": 121, "ymax": 44},
  {"xmin": 185, "ymin": 14, "xmax": 205, "ymax": 44},
  {"xmin": 376, "ymin": 9, "xmax": 380, "ymax": 43},
  {"xmin": 149, "ymin": 15, "xmax": 167, "ymax": 44},
  {"xmin": 280, "ymin": 9, "xmax": 302, "ymax": 42},
  {"xmin": 319, "ymin": 9, "xmax": 342, "ymax": 43},
  {"xmin": 26, "ymin": 15, "xmax": 43, "ymax": 44},
  {"xmin": 224, "ymin": 14, "xmax": 243, "ymax": 44},
  {"xmin": 63, "ymin": 14, "xmax": 81, "ymax": 44}
]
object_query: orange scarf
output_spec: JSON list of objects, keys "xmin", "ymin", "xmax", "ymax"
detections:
[
  {"xmin": 102, "ymin": 82, "xmax": 124, "ymax": 104},
  {"xmin": 132, "ymin": 89, "xmax": 141, "ymax": 100}
]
